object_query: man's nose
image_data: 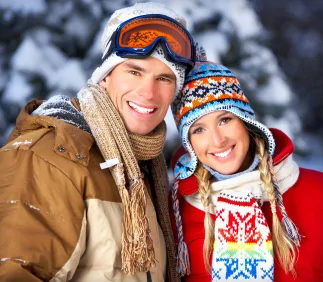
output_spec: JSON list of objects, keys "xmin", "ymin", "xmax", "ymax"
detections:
[{"xmin": 137, "ymin": 78, "xmax": 156, "ymax": 100}]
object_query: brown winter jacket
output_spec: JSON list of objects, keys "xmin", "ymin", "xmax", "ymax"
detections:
[{"xmin": 0, "ymin": 100, "xmax": 178, "ymax": 282}]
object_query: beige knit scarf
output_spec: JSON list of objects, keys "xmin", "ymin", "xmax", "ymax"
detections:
[{"xmin": 78, "ymin": 83, "xmax": 178, "ymax": 280}]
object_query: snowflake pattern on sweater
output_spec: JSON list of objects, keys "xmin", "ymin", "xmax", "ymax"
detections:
[{"xmin": 212, "ymin": 191, "xmax": 274, "ymax": 282}]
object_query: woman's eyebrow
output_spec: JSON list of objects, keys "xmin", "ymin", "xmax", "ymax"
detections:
[{"xmin": 190, "ymin": 112, "xmax": 230, "ymax": 128}]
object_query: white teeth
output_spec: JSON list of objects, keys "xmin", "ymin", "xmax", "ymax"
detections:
[
  {"xmin": 129, "ymin": 102, "xmax": 154, "ymax": 114},
  {"xmin": 214, "ymin": 148, "xmax": 232, "ymax": 158}
]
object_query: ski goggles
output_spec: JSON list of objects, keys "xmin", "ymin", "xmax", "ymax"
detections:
[{"xmin": 102, "ymin": 14, "xmax": 196, "ymax": 68}]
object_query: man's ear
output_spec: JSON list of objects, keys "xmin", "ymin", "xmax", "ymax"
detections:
[{"xmin": 99, "ymin": 76, "xmax": 108, "ymax": 90}]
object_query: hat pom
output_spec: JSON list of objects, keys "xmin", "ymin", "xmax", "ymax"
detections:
[{"xmin": 195, "ymin": 42, "xmax": 207, "ymax": 61}]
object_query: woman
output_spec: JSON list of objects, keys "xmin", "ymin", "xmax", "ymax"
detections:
[{"xmin": 170, "ymin": 61, "xmax": 323, "ymax": 282}]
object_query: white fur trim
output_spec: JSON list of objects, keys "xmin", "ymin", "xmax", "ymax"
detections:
[
  {"xmin": 184, "ymin": 155, "xmax": 300, "ymax": 213},
  {"xmin": 89, "ymin": 53, "xmax": 126, "ymax": 84},
  {"xmin": 273, "ymin": 155, "xmax": 300, "ymax": 195}
]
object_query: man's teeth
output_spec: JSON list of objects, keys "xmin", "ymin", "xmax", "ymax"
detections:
[
  {"xmin": 214, "ymin": 148, "xmax": 232, "ymax": 158},
  {"xmin": 129, "ymin": 102, "xmax": 154, "ymax": 114}
]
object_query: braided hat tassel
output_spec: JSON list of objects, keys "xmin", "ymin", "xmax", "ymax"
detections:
[{"xmin": 171, "ymin": 176, "xmax": 191, "ymax": 276}]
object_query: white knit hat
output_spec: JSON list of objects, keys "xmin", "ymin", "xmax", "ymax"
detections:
[{"xmin": 89, "ymin": 2, "xmax": 188, "ymax": 97}]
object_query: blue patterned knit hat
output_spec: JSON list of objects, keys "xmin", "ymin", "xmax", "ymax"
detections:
[{"xmin": 171, "ymin": 61, "xmax": 275, "ymax": 180}]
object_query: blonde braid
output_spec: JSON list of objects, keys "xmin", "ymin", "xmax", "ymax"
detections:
[
  {"xmin": 194, "ymin": 163, "xmax": 214, "ymax": 274},
  {"xmin": 255, "ymin": 136, "xmax": 297, "ymax": 275}
]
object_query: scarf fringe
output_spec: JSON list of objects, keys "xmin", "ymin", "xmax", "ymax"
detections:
[{"xmin": 130, "ymin": 179, "xmax": 156, "ymax": 271}]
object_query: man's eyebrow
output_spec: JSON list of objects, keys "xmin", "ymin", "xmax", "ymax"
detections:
[
  {"xmin": 123, "ymin": 62, "xmax": 145, "ymax": 72},
  {"xmin": 159, "ymin": 73, "xmax": 176, "ymax": 80},
  {"xmin": 123, "ymin": 62, "xmax": 176, "ymax": 80}
]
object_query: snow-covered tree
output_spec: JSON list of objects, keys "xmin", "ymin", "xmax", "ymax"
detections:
[{"xmin": 0, "ymin": 0, "xmax": 321, "ymax": 171}]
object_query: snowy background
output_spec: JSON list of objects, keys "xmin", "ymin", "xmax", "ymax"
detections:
[{"xmin": 0, "ymin": 0, "xmax": 322, "ymax": 172}]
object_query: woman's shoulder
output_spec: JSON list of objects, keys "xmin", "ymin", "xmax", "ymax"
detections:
[
  {"xmin": 295, "ymin": 167, "xmax": 323, "ymax": 194},
  {"xmin": 283, "ymin": 167, "xmax": 323, "ymax": 211},
  {"xmin": 178, "ymin": 175, "xmax": 199, "ymax": 196}
]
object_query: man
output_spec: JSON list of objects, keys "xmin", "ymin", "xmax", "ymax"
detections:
[{"xmin": 0, "ymin": 3, "xmax": 196, "ymax": 281}]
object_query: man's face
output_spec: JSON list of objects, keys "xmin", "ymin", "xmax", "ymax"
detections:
[{"xmin": 100, "ymin": 57, "xmax": 176, "ymax": 135}]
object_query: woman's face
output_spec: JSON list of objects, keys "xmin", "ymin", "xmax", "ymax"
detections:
[{"xmin": 189, "ymin": 111, "xmax": 253, "ymax": 175}]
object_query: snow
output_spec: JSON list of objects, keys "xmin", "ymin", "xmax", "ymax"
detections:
[
  {"xmin": 32, "ymin": 95, "xmax": 74, "ymax": 116},
  {"xmin": 257, "ymin": 75, "xmax": 292, "ymax": 105},
  {"xmin": 48, "ymin": 60, "xmax": 87, "ymax": 92},
  {"xmin": 264, "ymin": 110, "xmax": 301, "ymax": 140},
  {"xmin": 86, "ymin": 19, "xmax": 109, "ymax": 58},
  {"xmin": 2, "ymin": 72, "xmax": 33, "ymax": 106},
  {"xmin": 0, "ymin": 0, "xmax": 46, "ymax": 15},
  {"xmin": 65, "ymin": 13, "xmax": 96, "ymax": 48},
  {"xmin": 195, "ymin": 31, "xmax": 229, "ymax": 63},
  {"xmin": 295, "ymin": 155, "xmax": 323, "ymax": 173},
  {"xmin": 46, "ymin": 1, "xmax": 73, "ymax": 26},
  {"xmin": 0, "ymin": 257, "xmax": 27, "ymax": 264},
  {"xmin": 241, "ymin": 43, "xmax": 278, "ymax": 74},
  {"xmin": 101, "ymin": 1, "xmax": 127, "ymax": 13},
  {"xmin": 12, "ymin": 37, "xmax": 45, "ymax": 73},
  {"xmin": 211, "ymin": 0, "xmax": 262, "ymax": 39},
  {"xmin": 24, "ymin": 202, "xmax": 40, "ymax": 211},
  {"xmin": 12, "ymin": 140, "xmax": 33, "ymax": 148},
  {"xmin": 11, "ymin": 35, "xmax": 67, "ymax": 84}
]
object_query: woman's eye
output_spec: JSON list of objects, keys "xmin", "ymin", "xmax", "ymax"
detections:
[
  {"xmin": 219, "ymin": 117, "xmax": 232, "ymax": 125},
  {"xmin": 192, "ymin": 127, "xmax": 204, "ymax": 134}
]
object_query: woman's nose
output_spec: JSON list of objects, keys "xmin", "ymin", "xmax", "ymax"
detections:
[{"xmin": 210, "ymin": 129, "xmax": 226, "ymax": 147}]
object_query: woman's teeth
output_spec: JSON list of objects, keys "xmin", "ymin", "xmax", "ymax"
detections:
[
  {"xmin": 129, "ymin": 102, "xmax": 154, "ymax": 114},
  {"xmin": 214, "ymin": 148, "xmax": 232, "ymax": 158}
]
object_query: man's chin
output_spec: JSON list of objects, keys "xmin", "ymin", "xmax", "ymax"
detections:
[{"xmin": 125, "ymin": 124, "xmax": 156, "ymax": 136}]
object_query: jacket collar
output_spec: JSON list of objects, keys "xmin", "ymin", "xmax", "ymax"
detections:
[{"xmin": 9, "ymin": 100, "xmax": 94, "ymax": 166}]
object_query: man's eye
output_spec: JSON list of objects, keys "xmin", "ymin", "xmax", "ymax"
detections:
[
  {"xmin": 129, "ymin": 70, "xmax": 140, "ymax": 75},
  {"xmin": 158, "ymin": 77, "xmax": 170, "ymax": 82}
]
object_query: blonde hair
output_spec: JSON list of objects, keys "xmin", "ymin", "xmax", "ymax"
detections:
[
  {"xmin": 194, "ymin": 163, "xmax": 213, "ymax": 273},
  {"xmin": 254, "ymin": 135, "xmax": 298, "ymax": 274}
]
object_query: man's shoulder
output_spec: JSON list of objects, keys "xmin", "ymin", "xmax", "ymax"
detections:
[{"xmin": 1, "ymin": 105, "xmax": 95, "ymax": 169}]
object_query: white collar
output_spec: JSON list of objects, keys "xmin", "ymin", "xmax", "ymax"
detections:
[{"xmin": 184, "ymin": 155, "xmax": 299, "ymax": 214}]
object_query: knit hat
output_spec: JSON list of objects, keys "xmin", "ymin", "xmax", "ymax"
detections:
[
  {"xmin": 171, "ymin": 61, "xmax": 276, "ymax": 180},
  {"xmin": 89, "ymin": 2, "xmax": 187, "ymax": 97}
]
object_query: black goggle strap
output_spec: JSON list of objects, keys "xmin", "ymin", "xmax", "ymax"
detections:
[{"xmin": 101, "ymin": 31, "xmax": 118, "ymax": 63}]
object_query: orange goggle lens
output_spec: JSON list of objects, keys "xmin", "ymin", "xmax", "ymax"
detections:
[{"xmin": 117, "ymin": 16, "xmax": 193, "ymax": 60}]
